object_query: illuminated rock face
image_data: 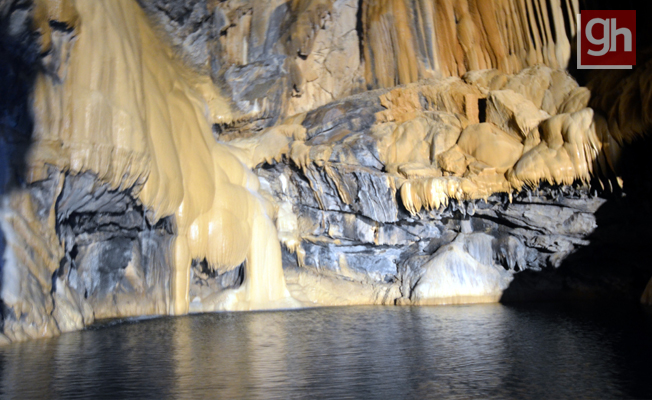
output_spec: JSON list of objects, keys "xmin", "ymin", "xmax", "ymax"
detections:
[
  {"xmin": 1, "ymin": 0, "xmax": 297, "ymax": 342},
  {"xmin": 253, "ymin": 70, "xmax": 608, "ymax": 307},
  {"xmin": 139, "ymin": 0, "xmax": 365, "ymax": 134},
  {"xmin": 360, "ymin": 0, "xmax": 577, "ymax": 84},
  {"xmin": 1, "ymin": 0, "xmax": 651, "ymax": 343}
]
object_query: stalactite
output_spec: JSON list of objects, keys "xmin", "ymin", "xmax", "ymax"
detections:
[
  {"xmin": 26, "ymin": 0, "xmax": 298, "ymax": 316},
  {"xmin": 361, "ymin": 0, "xmax": 580, "ymax": 87}
]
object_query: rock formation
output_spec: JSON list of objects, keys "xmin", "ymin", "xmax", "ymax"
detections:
[
  {"xmin": 253, "ymin": 66, "xmax": 610, "ymax": 307},
  {"xmin": 1, "ymin": 0, "xmax": 651, "ymax": 343}
]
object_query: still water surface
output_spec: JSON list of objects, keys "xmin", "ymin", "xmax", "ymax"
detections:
[{"xmin": 1, "ymin": 302, "xmax": 651, "ymax": 399}]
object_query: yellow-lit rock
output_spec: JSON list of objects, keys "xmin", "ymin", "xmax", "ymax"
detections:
[
  {"xmin": 457, "ymin": 123, "xmax": 524, "ymax": 171},
  {"xmin": 27, "ymin": 0, "xmax": 298, "ymax": 316},
  {"xmin": 4, "ymin": 0, "xmax": 652, "ymax": 343}
]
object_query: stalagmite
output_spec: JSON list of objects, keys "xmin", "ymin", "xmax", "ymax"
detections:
[{"xmin": 398, "ymin": 233, "xmax": 513, "ymax": 305}]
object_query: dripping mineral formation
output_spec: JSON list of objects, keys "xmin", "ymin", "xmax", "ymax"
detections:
[{"xmin": 0, "ymin": 0, "xmax": 651, "ymax": 343}]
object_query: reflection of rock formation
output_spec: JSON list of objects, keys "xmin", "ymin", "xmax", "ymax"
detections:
[
  {"xmin": 0, "ymin": 306, "xmax": 641, "ymax": 398},
  {"xmin": 1, "ymin": 0, "xmax": 652, "ymax": 343}
]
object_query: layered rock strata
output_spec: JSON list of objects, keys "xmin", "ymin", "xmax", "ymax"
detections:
[
  {"xmin": 247, "ymin": 66, "xmax": 613, "ymax": 306},
  {"xmin": 1, "ymin": 0, "xmax": 651, "ymax": 344}
]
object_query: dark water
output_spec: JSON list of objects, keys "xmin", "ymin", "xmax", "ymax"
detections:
[{"xmin": 1, "ymin": 303, "xmax": 652, "ymax": 399}]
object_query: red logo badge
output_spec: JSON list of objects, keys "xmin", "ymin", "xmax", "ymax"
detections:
[{"xmin": 577, "ymin": 10, "xmax": 636, "ymax": 69}]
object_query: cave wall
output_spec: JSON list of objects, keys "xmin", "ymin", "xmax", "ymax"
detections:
[
  {"xmin": 1, "ymin": 0, "xmax": 651, "ymax": 343},
  {"xmin": 136, "ymin": 0, "xmax": 652, "ymax": 306},
  {"xmin": 1, "ymin": 0, "xmax": 299, "ymax": 342},
  {"xmin": 253, "ymin": 66, "xmax": 612, "ymax": 306},
  {"xmin": 137, "ymin": 0, "xmax": 581, "ymax": 121},
  {"xmin": 1, "ymin": 170, "xmax": 174, "ymax": 342}
]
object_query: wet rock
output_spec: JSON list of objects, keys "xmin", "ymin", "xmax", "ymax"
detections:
[
  {"xmin": 289, "ymin": 163, "xmax": 399, "ymax": 223},
  {"xmin": 399, "ymin": 233, "xmax": 513, "ymax": 305},
  {"xmin": 220, "ymin": 56, "xmax": 288, "ymax": 135},
  {"xmin": 1, "ymin": 170, "xmax": 174, "ymax": 341},
  {"xmin": 302, "ymin": 91, "xmax": 385, "ymax": 141},
  {"xmin": 299, "ymin": 241, "xmax": 402, "ymax": 283}
]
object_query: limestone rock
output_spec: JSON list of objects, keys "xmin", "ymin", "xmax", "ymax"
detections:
[
  {"xmin": 457, "ymin": 123, "xmax": 524, "ymax": 170},
  {"xmin": 399, "ymin": 233, "xmax": 513, "ymax": 305},
  {"xmin": 430, "ymin": 112, "xmax": 464, "ymax": 160},
  {"xmin": 3, "ymin": 0, "xmax": 652, "ymax": 344},
  {"xmin": 138, "ymin": 0, "xmax": 213, "ymax": 68},
  {"xmin": 251, "ymin": 73, "xmax": 615, "ymax": 309},
  {"xmin": 503, "ymin": 65, "xmax": 553, "ymax": 108},
  {"xmin": 298, "ymin": 163, "xmax": 399, "ymax": 223},
  {"xmin": 361, "ymin": 0, "xmax": 578, "ymax": 83},
  {"xmin": 486, "ymin": 90, "xmax": 550, "ymax": 140},
  {"xmin": 437, "ymin": 145, "xmax": 469, "ymax": 176}
]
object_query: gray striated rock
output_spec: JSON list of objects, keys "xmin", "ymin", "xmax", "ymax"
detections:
[
  {"xmin": 300, "ymin": 241, "xmax": 402, "ymax": 283},
  {"xmin": 253, "ymin": 89, "xmax": 609, "ymax": 306},
  {"xmin": 140, "ymin": 0, "xmax": 365, "ymax": 127},
  {"xmin": 300, "ymin": 163, "xmax": 398, "ymax": 223},
  {"xmin": 138, "ymin": 0, "xmax": 213, "ymax": 68},
  {"xmin": 55, "ymin": 173, "xmax": 173, "ymax": 321},
  {"xmin": 1, "ymin": 170, "xmax": 174, "ymax": 341},
  {"xmin": 219, "ymin": 55, "xmax": 289, "ymax": 135},
  {"xmin": 302, "ymin": 92, "xmax": 386, "ymax": 142}
]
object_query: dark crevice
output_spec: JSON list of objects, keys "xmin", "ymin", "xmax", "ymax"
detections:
[
  {"xmin": 48, "ymin": 20, "xmax": 75, "ymax": 33},
  {"xmin": 69, "ymin": 245, "xmax": 78, "ymax": 262},
  {"xmin": 478, "ymin": 98, "xmax": 487, "ymax": 122},
  {"xmin": 473, "ymin": 214, "xmax": 528, "ymax": 231},
  {"xmin": 524, "ymin": 2, "xmax": 539, "ymax": 51},
  {"xmin": 531, "ymin": 1, "xmax": 544, "ymax": 49},
  {"xmin": 355, "ymin": 0, "xmax": 364, "ymax": 64},
  {"xmin": 545, "ymin": 0, "xmax": 557, "ymax": 43},
  {"xmin": 560, "ymin": 0, "xmax": 573, "ymax": 44},
  {"xmin": 191, "ymin": 258, "xmax": 245, "ymax": 291},
  {"xmin": 502, "ymin": 135, "xmax": 652, "ymax": 303}
]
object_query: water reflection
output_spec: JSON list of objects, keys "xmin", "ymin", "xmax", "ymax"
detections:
[{"xmin": 1, "ymin": 303, "xmax": 651, "ymax": 399}]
